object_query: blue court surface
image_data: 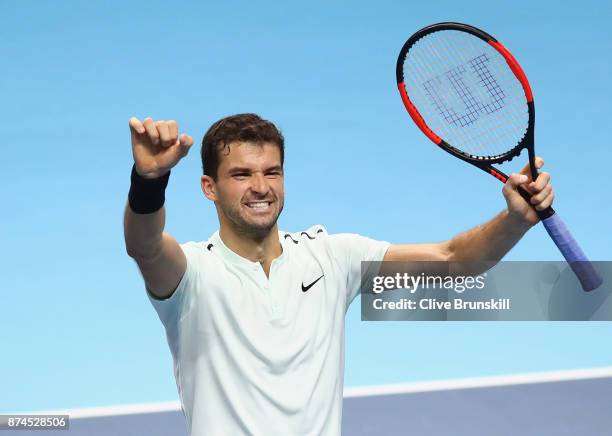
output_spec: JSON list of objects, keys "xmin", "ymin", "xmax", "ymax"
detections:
[{"xmin": 16, "ymin": 367, "xmax": 612, "ymax": 435}]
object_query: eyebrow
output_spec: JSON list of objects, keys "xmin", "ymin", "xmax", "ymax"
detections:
[
  {"xmin": 227, "ymin": 165, "xmax": 283, "ymax": 174},
  {"xmin": 227, "ymin": 167, "xmax": 252, "ymax": 174}
]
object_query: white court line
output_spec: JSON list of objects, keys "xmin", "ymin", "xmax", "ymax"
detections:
[
  {"xmin": 343, "ymin": 366, "xmax": 612, "ymax": 398},
  {"xmin": 29, "ymin": 366, "xmax": 612, "ymax": 419},
  {"xmin": 32, "ymin": 401, "xmax": 182, "ymax": 419}
]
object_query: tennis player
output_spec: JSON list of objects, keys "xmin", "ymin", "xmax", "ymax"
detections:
[{"xmin": 124, "ymin": 113, "xmax": 553, "ymax": 435}]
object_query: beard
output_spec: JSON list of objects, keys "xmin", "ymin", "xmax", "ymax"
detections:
[{"xmin": 218, "ymin": 195, "xmax": 284, "ymax": 240}]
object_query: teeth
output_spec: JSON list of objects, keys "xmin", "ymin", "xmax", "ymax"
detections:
[{"xmin": 247, "ymin": 202, "xmax": 270, "ymax": 209}]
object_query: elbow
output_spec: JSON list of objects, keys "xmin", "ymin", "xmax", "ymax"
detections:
[
  {"xmin": 124, "ymin": 239, "xmax": 163, "ymax": 263},
  {"xmin": 125, "ymin": 243, "xmax": 140, "ymax": 260},
  {"xmin": 124, "ymin": 234, "xmax": 141, "ymax": 260},
  {"xmin": 444, "ymin": 238, "xmax": 495, "ymax": 276},
  {"xmin": 439, "ymin": 240, "xmax": 454, "ymax": 263},
  {"xmin": 125, "ymin": 242, "xmax": 143, "ymax": 261}
]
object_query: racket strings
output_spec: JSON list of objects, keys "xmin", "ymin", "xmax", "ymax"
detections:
[
  {"xmin": 469, "ymin": 54, "xmax": 505, "ymax": 115},
  {"xmin": 403, "ymin": 30, "xmax": 529, "ymax": 159},
  {"xmin": 409, "ymin": 34, "xmax": 525, "ymax": 156}
]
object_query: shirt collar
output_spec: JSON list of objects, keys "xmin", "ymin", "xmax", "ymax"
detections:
[{"xmin": 209, "ymin": 230, "xmax": 287, "ymax": 268}]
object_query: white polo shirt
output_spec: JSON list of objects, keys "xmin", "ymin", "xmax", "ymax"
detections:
[{"xmin": 147, "ymin": 225, "xmax": 389, "ymax": 436}]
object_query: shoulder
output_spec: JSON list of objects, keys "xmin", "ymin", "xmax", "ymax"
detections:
[
  {"xmin": 179, "ymin": 240, "xmax": 218, "ymax": 264},
  {"xmin": 180, "ymin": 240, "xmax": 211, "ymax": 254}
]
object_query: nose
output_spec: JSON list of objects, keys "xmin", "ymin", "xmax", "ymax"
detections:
[{"xmin": 250, "ymin": 173, "xmax": 269, "ymax": 195}]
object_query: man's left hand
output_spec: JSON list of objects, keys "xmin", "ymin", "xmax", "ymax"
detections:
[{"xmin": 502, "ymin": 156, "xmax": 554, "ymax": 227}]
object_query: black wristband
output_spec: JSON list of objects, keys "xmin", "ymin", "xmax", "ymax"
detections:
[{"xmin": 128, "ymin": 165, "xmax": 171, "ymax": 214}]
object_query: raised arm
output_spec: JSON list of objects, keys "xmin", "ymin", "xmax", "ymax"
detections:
[
  {"xmin": 384, "ymin": 158, "xmax": 554, "ymax": 267},
  {"xmin": 123, "ymin": 117, "xmax": 194, "ymax": 299}
]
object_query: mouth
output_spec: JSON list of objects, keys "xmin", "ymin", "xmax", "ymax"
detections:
[{"xmin": 244, "ymin": 201, "xmax": 273, "ymax": 211}]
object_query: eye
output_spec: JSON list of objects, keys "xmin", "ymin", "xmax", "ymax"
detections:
[
  {"xmin": 266, "ymin": 171, "xmax": 282, "ymax": 178},
  {"xmin": 232, "ymin": 173, "xmax": 249, "ymax": 179}
]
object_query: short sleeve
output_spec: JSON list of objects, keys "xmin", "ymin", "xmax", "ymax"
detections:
[
  {"xmin": 327, "ymin": 233, "xmax": 390, "ymax": 310},
  {"xmin": 147, "ymin": 241, "xmax": 201, "ymax": 330}
]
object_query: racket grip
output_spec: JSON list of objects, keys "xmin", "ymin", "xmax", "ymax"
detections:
[{"xmin": 541, "ymin": 213, "xmax": 603, "ymax": 291}]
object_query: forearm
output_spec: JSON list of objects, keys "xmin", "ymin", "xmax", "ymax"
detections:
[
  {"xmin": 447, "ymin": 209, "xmax": 533, "ymax": 263},
  {"xmin": 123, "ymin": 204, "xmax": 166, "ymax": 261}
]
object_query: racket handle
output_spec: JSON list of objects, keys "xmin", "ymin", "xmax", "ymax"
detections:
[{"xmin": 541, "ymin": 213, "xmax": 603, "ymax": 291}]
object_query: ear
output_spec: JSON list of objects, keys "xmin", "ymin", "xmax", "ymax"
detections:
[{"xmin": 201, "ymin": 175, "xmax": 217, "ymax": 201}]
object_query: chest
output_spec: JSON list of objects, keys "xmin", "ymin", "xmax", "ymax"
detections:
[{"xmin": 189, "ymin": 254, "xmax": 346, "ymax": 358}]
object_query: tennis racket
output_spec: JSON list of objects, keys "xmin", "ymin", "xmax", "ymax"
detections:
[{"xmin": 396, "ymin": 22, "xmax": 602, "ymax": 291}]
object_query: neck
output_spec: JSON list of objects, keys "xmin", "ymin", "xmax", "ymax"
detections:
[{"xmin": 219, "ymin": 224, "xmax": 282, "ymax": 273}]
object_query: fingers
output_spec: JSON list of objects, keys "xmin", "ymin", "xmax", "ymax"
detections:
[
  {"xmin": 136, "ymin": 117, "xmax": 185, "ymax": 148},
  {"xmin": 534, "ymin": 156, "xmax": 544, "ymax": 170},
  {"xmin": 168, "ymin": 121, "xmax": 178, "ymax": 145},
  {"xmin": 143, "ymin": 117, "xmax": 160, "ymax": 145},
  {"xmin": 504, "ymin": 169, "xmax": 554, "ymax": 211},
  {"xmin": 156, "ymin": 120, "xmax": 178, "ymax": 148},
  {"xmin": 530, "ymin": 183, "xmax": 553, "ymax": 209},
  {"xmin": 529, "ymin": 171, "xmax": 553, "ymax": 210},
  {"xmin": 534, "ymin": 187, "xmax": 554, "ymax": 210},
  {"xmin": 503, "ymin": 173, "xmax": 528, "ymax": 194},
  {"xmin": 519, "ymin": 156, "xmax": 545, "ymax": 180},
  {"xmin": 131, "ymin": 116, "xmax": 191, "ymax": 150},
  {"xmin": 178, "ymin": 133, "xmax": 194, "ymax": 155},
  {"xmin": 156, "ymin": 121, "xmax": 170, "ymax": 147},
  {"xmin": 129, "ymin": 117, "xmax": 145, "ymax": 135},
  {"xmin": 529, "ymin": 171, "xmax": 550, "ymax": 193}
]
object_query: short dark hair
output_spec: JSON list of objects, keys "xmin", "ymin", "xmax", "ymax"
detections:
[{"xmin": 201, "ymin": 113, "xmax": 285, "ymax": 180}]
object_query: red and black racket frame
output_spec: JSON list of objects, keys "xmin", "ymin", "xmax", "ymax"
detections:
[
  {"xmin": 396, "ymin": 22, "xmax": 602, "ymax": 291},
  {"xmin": 396, "ymin": 22, "xmax": 552, "ymax": 221}
]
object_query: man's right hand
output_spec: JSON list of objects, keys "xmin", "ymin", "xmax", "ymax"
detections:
[{"xmin": 129, "ymin": 117, "xmax": 194, "ymax": 179}]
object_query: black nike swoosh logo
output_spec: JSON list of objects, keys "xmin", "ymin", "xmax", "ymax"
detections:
[{"xmin": 302, "ymin": 274, "xmax": 324, "ymax": 292}]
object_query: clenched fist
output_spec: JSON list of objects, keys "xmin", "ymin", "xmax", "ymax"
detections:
[{"xmin": 129, "ymin": 117, "xmax": 194, "ymax": 179}]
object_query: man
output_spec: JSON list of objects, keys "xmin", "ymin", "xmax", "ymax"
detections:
[{"xmin": 124, "ymin": 113, "xmax": 553, "ymax": 435}]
